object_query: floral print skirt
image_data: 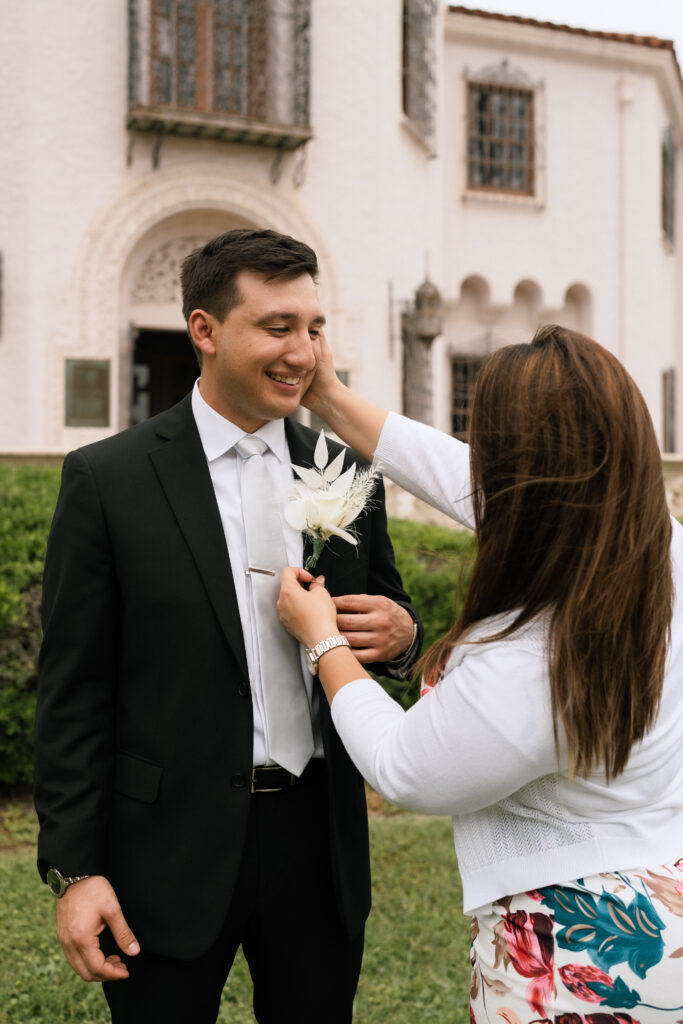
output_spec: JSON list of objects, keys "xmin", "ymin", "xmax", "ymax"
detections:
[{"xmin": 470, "ymin": 860, "xmax": 683, "ymax": 1023}]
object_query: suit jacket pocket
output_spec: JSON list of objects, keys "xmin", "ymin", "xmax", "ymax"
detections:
[{"xmin": 114, "ymin": 751, "xmax": 163, "ymax": 804}]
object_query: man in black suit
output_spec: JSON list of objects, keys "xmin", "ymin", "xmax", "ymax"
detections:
[{"xmin": 35, "ymin": 229, "xmax": 421, "ymax": 1023}]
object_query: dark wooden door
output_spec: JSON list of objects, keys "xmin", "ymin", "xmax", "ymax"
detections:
[{"xmin": 131, "ymin": 330, "xmax": 198, "ymax": 425}]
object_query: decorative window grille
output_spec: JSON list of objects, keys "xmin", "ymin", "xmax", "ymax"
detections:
[
  {"xmin": 129, "ymin": 0, "xmax": 311, "ymax": 150},
  {"xmin": 662, "ymin": 126, "xmax": 676, "ymax": 245},
  {"xmin": 401, "ymin": 0, "xmax": 437, "ymax": 148},
  {"xmin": 451, "ymin": 357, "xmax": 484, "ymax": 439},
  {"xmin": 663, "ymin": 367, "xmax": 676, "ymax": 453},
  {"xmin": 467, "ymin": 81, "xmax": 534, "ymax": 195}
]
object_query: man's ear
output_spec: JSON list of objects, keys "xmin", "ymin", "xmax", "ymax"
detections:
[{"xmin": 188, "ymin": 310, "xmax": 217, "ymax": 357}]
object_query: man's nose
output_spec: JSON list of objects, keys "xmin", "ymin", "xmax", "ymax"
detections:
[{"xmin": 285, "ymin": 329, "xmax": 316, "ymax": 371}]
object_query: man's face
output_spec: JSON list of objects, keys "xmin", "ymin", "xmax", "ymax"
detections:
[{"xmin": 198, "ymin": 270, "xmax": 324, "ymax": 431}]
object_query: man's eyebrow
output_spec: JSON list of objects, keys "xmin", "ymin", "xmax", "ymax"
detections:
[{"xmin": 255, "ymin": 311, "xmax": 327, "ymax": 326}]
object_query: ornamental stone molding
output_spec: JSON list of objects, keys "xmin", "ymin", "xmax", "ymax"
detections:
[
  {"xmin": 75, "ymin": 166, "xmax": 335, "ymax": 360},
  {"xmin": 131, "ymin": 235, "xmax": 207, "ymax": 305},
  {"xmin": 466, "ymin": 58, "xmax": 535, "ymax": 89}
]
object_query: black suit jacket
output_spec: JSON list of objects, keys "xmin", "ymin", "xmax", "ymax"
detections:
[{"xmin": 35, "ymin": 395, "xmax": 420, "ymax": 959}]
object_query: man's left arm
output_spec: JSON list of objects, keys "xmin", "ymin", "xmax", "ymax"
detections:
[{"xmin": 333, "ymin": 475, "xmax": 422, "ymax": 679}]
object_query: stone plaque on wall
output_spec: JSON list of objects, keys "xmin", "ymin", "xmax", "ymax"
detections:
[{"xmin": 65, "ymin": 359, "xmax": 110, "ymax": 427}]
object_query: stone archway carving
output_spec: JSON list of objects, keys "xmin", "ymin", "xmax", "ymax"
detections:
[{"xmin": 131, "ymin": 235, "xmax": 207, "ymax": 306}]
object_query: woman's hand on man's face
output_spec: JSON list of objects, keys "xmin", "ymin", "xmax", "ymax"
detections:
[{"xmin": 300, "ymin": 331, "xmax": 342, "ymax": 413}]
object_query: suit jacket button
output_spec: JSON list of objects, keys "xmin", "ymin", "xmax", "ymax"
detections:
[
  {"xmin": 237, "ymin": 684, "xmax": 248, "ymax": 697},
  {"xmin": 231, "ymin": 773, "xmax": 246, "ymax": 788}
]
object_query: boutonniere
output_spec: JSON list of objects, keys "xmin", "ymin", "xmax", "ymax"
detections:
[{"xmin": 285, "ymin": 430, "xmax": 380, "ymax": 570}]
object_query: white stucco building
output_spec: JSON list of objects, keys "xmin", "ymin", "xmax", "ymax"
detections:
[
  {"xmin": 0, "ymin": 2, "xmax": 681, "ymax": 457},
  {"xmin": 437, "ymin": 6, "xmax": 683, "ymax": 454}
]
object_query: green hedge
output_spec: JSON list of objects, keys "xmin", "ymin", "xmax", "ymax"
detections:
[
  {"xmin": 0, "ymin": 466, "xmax": 61, "ymax": 788},
  {"xmin": 0, "ymin": 465, "xmax": 474, "ymax": 788}
]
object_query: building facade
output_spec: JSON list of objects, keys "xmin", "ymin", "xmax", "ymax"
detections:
[
  {"xmin": 436, "ymin": 6, "xmax": 683, "ymax": 453},
  {"xmin": 0, "ymin": 2, "xmax": 681, "ymax": 458}
]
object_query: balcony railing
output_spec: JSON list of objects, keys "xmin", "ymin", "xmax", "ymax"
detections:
[{"xmin": 128, "ymin": 0, "xmax": 312, "ymax": 150}]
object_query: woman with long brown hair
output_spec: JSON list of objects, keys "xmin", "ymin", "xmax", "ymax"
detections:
[{"xmin": 278, "ymin": 325, "xmax": 683, "ymax": 1020}]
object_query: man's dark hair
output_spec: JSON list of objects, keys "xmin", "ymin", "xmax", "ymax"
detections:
[{"xmin": 181, "ymin": 228, "xmax": 319, "ymax": 324}]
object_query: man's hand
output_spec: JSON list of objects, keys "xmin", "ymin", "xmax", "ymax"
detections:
[
  {"xmin": 333, "ymin": 594, "xmax": 415, "ymax": 664},
  {"xmin": 55, "ymin": 875, "xmax": 140, "ymax": 982}
]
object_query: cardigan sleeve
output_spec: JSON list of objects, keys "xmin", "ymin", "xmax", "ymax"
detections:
[
  {"xmin": 330, "ymin": 640, "xmax": 561, "ymax": 816},
  {"xmin": 374, "ymin": 411, "xmax": 476, "ymax": 529}
]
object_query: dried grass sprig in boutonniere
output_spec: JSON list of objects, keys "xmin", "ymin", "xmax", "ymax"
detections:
[{"xmin": 285, "ymin": 430, "xmax": 380, "ymax": 570}]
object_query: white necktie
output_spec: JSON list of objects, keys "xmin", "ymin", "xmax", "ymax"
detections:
[{"xmin": 235, "ymin": 436, "xmax": 314, "ymax": 776}]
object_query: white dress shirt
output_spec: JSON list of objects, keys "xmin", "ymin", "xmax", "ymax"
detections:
[{"xmin": 191, "ymin": 382, "xmax": 323, "ymax": 765}]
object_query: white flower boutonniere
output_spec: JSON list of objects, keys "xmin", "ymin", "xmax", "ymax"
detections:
[{"xmin": 285, "ymin": 430, "xmax": 380, "ymax": 570}]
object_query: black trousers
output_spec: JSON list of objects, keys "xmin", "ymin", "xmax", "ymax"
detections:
[{"xmin": 102, "ymin": 760, "xmax": 364, "ymax": 1023}]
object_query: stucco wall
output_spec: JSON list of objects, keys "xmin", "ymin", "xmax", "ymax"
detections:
[
  {"xmin": 440, "ymin": 12, "xmax": 683, "ymax": 445},
  {"xmin": 0, "ymin": 0, "xmax": 446, "ymax": 452},
  {"xmin": 0, "ymin": 3, "xmax": 681, "ymax": 457}
]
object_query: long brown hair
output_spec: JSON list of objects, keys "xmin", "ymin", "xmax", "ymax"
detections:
[{"xmin": 422, "ymin": 325, "xmax": 673, "ymax": 780}]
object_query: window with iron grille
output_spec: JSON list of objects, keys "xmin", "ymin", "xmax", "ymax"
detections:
[
  {"xmin": 451, "ymin": 357, "xmax": 484, "ymax": 440},
  {"xmin": 662, "ymin": 126, "xmax": 676, "ymax": 246},
  {"xmin": 129, "ymin": 0, "xmax": 311, "ymax": 150},
  {"xmin": 401, "ymin": 0, "xmax": 437, "ymax": 148},
  {"xmin": 467, "ymin": 81, "xmax": 534, "ymax": 195}
]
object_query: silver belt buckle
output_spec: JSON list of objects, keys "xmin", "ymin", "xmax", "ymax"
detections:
[{"xmin": 251, "ymin": 766, "xmax": 291, "ymax": 793}]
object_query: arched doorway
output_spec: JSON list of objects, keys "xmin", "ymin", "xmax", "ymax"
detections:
[
  {"xmin": 71, "ymin": 165, "xmax": 334, "ymax": 447},
  {"xmin": 121, "ymin": 209, "xmax": 256, "ymax": 426}
]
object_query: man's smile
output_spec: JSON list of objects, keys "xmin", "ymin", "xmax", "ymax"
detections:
[{"xmin": 266, "ymin": 371, "xmax": 304, "ymax": 386}]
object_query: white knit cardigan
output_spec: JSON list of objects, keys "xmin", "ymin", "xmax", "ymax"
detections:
[{"xmin": 330, "ymin": 413, "xmax": 683, "ymax": 913}]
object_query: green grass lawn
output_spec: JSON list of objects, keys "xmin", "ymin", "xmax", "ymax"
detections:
[{"xmin": 0, "ymin": 797, "xmax": 471, "ymax": 1023}]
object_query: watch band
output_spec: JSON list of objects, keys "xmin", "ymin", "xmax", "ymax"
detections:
[
  {"xmin": 385, "ymin": 619, "xmax": 420, "ymax": 679},
  {"xmin": 305, "ymin": 634, "xmax": 351, "ymax": 675},
  {"xmin": 46, "ymin": 866, "xmax": 91, "ymax": 898}
]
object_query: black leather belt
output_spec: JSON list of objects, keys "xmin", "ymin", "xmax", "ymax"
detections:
[{"xmin": 251, "ymin": 765, "xmax": 298, "ymax": 793}]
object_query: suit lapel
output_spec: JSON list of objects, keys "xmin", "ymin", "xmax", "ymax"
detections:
[
  {"xmin": 285, "ymin": 420, "xmax": 364, "ymax": 759},
  {"xmin": 284, "ymin": 419, "xmax": 317, "ymax": 568},
  {"xmin": 148, "ymin": 397, "xmax": 249, "ymax": 679}
]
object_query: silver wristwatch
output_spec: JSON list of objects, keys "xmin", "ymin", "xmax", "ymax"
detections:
[
  {"xmin": 46, "ymin": 866, "xmax": 91, "ymax": 898},
  {"xmin": 304, "ymin": 634, "xmax": 351, "ymax": 675}
]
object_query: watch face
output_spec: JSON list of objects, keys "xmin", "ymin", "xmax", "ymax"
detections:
[
  {"xmin": 304, "ymin": 650, "xmax": 318, "ymax": 676},
  {"xmin": 46, "ymin": 867, "xmax": 66, "ymax": 897}
]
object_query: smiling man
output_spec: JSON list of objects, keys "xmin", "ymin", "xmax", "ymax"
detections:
[
  {"xmin": 189, "ymin": 268, "xmax": 324, "ymax": 428},
  {"xmin": 34, "ymin": 229, "xmax": 422, "ymax": 1024}
]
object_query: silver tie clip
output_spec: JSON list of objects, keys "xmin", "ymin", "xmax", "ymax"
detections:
[{"xmin": 245, "ymin": 567, "xmax": 277, "ymax": 576}]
